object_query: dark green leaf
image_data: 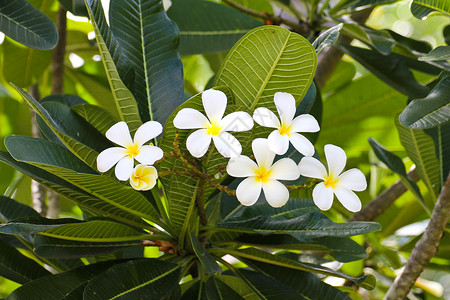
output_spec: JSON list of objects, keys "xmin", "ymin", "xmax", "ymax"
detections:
[
  {"xmin": 0, "ymin": 217, "xmax": 82, "ymax": 235},
  {"xmin": 338, "ymin": 44, "xmax": 429, "ymax": 99},
  {"xmin": 312, "ymin": 24, "xmax": 343, "ymax": 54},
  {"xmin": 6, "ymin": 260, "xmax": 126, "ymax": 299},
  {"xmin": 387, "ymin": 29, "xmax": 432, "ymax": 54},
  {"xmin": 0, "ymin": 0, "xmax": 57, "ymax": 49},
  {"xmin": 0, "ymin": 196, "xmax": 40, "ymax": 222},
  {"xmin": 424, "ymin": 123, "xmax": 450, "ymax": 191},
  {"xmin": 419, "ymin": 46, "xmax": 450, "ymax": 61},
  {"xmin": 71, "ymin": 103, "xmax": 118, "ymax": 135},
  {"xmin": 368, "ymin": 138, "xmax": 424, "ymax": 202},
  {"xmin": 83, "ymin": 259, "xmax": 181, "ymax": 300},
  {"xmin": 34, "ymin": 235, "xmax": 141, "ymax": 259},
  {"xmin": 206, "ymin": 276, "xmax": 245, "ymax": 299},
  {"xmin": 110, "ymin": 0, "xmax": 184, "ymax": 125},
  {"xmin": 399, "ymin": 76, "xmax": 450, "ymax": 129},
  {"xmin": 410, "ymin": 0, "xmax": 450, "ymax": 19},
  {"xmin": 168, "ymin": 0, "xmax": 262, "ymax": 55},
  {"xmin": 0, "ymin": 238, "xmax": 50, "ymax": 284},
  {"xmin": 190, "ymin": 233, "xmax": 221, "ymax": 274},
  {"xmin": 341, "ymin": 24, "xmax": 396, "ymax": 55},
  {"xmin": 181, "ymin": 279, "xmax": 208, "ymax": 300},
  {"xmin": 59, "ymin": 0, "xmax": 88, "ymax": 17}
]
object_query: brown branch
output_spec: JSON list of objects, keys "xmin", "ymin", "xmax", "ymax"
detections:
[
  {"xmin": 51, "ymin": 5, "xmax": 67, "ymax": 94},
  {"xmin": 349, "ymin": 169, "xmax": 420, "ymax": 222},
  {"xmin": 221, "ymin": 0, "xmax": 309, "ymax": 34},
  {"xmin": 384, "ymin": 173, "xmax": 450, "ymax": 300}
]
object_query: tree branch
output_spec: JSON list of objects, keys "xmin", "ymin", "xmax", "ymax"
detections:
[
  {"xmin": 221, "ymin": 0, "xmax": 309, "ymax": 34},
  {"xmin": 349, "ymin": 169, "xmax": 420, "ymax": 222},
  {"xmin": 384, "ymin": 173, "xmax": 450, "ymax": 300}
]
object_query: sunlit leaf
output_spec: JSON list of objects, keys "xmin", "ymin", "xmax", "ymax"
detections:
[
  {"xmin": 312, "ymin": 23, "xmax": 343, "ymax": 54},
  {"xmin": 410, "ymin": 0, "xmax": 450, "ymax": 19}
]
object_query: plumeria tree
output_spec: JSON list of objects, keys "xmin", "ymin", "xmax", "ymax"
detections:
[{"xmin": 0, "ymin": 0, "xmax": 449, "ymax": 299}]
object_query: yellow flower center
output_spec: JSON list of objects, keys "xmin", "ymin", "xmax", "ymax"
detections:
[
  {"xmin": 206, "ymin": 120, "xmax": 222, "ymax": 136},
  {"xmin": 324, "ymin": 175, "xmax": 338, "ymax": 189},
  {"xmin": 125, "ymin": 143, "xmax": 140, "ymax": 158},
  {"xmin": 254, "ymin": 166, "xmax": 271, "ymax": 183},
  {"xmin": 278, "ymin": 122, "xmax": 292, "ymax": 136}
]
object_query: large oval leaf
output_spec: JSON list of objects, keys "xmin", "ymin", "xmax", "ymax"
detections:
[
  {"xmin": 83, "ymin": 259, "xmax": 181, "ymax": 300},
  {"xmin": 411, "ymin": 0, "xmax": 450, "ymax": 19},
  {"xmin": 110, "ymin": 0, "xmax": 184, "ymax": 125},
  {"xmin": 214, "ymin": 26, "xmax": 316, "ymax": 111},
  {"xmin": 0, "ymin": 0, "xmax": 57, "ymax": 49}
]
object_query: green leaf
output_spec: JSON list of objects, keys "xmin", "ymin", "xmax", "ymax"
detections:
[
  {"xmin": 206, "ymin": 276, "xmax": 245, "ymax": 299},
  {"xmin": 0, "ymin": 196, "xmax": 41, "ymax": 222},
  {"xmin": 190, "ymin": 233, "xmax": 221, "ymax": 274},
  {"xmin": 338, "ymin": 44, "xmax": 429, "ymax": 99},
  {"xmin": 0, "ymin": 238, "xmax": 50, "ymax": 284},
  {"xmin": 109, "ymin": 0, "xmax": 184, "ymax": 125},
  {"xmin": 399, "ymin": 76, "xmax": 450, "ymax": 129},
  {"xmin": 341, "ymin": 24, "xmax": 396, "ymax": 55},
  {"xmin": 59, "ymin": 0, "xmax": 88, "ymax": 17},
  {"xmin": 321, "ymin": 61, "xmax": 356, "ymax": 95},
  {"xmin": 85, "ymin": 0, "xmax": 142, "ymax": 134},
  {"xmin": 0, "ymin": 0, "xmax": 57, "ymax": 49},
  {"xmin": 396, "ymin": 118, "xmax": 441, "ymax": 199},
  {"xmin": 312, "ymin": 23, "xmax": 343, "ymax": 54},
  {"xmin": 212, "ymin": 247, "xmax": 376, "ymax": 289},
  {"xmin": 83, "ymin": 259, "xmax": 181, "ymax": 300},
  {"xmin": 419, "ymin": 46, "xmax": 450, "ymax": 61},
  {"xmin": 71, "ymin": 103, "xmax": 118, "ymax": 135},
  {"xmin": 214, "ymin": 26, "xmax": 317, "ymax": 111},
  {"xmin": 11, "ymin": 85, "xmax": 100, "ymax": 169},
  {"xmin": 39, "ymin": 220, "xmax": 149, "ymax": 242},
  {"xmin": 217, "ymin": 211, "xmax": 381, "ymax": 240},
  {"xmin": 34, "ymin": 235, "xmax": 141, "ymax": 259},
  {"xmin": 410, "ymin": 0, "xmax": 450, "ymax": 19},
  {"xmin": 5, "ymin": 136, "xmax": 161, "ymax": 225},
  {"xmin": 368, "ymin": 138, "xmax": 424, "ymax": 203},
  {"xmin": 6, "ymin": 260, "xmax": 125, "ymax": 299},
  {"xmin": 0, "ymin": 217, "xmax": 82, "ymax": 235},
  {"xmin": 1, "ymin": 38, "xmax": 52, "ymax": 87},
  {"xmin": 167, "ymin": 0, "xmax": 263, "ymax": 55},
  {"xmin": 329, "ymin": 0, "xmax": 398, "ymax": 15},
  {"xmin": 0, "ymin": 151, "xmax": 148, "ymax": 229},
  {"xmin": 240, "ymin": 262, "xmax": 352, "ymax": 300},
  {"xmin": 424, "ymin": 123, "xmax": 450, "ymax": 190}
]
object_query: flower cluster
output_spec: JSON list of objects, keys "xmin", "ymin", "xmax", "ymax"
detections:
[
  {"xmin": 96, "ymin": 88, "xmax": 367, "ymax": 212},
  {"xmin": 96, "ymin": 121, "xmax": 163, "ymax": 191}
]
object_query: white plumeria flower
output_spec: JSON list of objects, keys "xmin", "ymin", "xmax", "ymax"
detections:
[
  {"xmin": 253, "ymin": 92, "xmax": 319, "ymax": 156},
  {"xmin": 227, "ymin": 138, "xmax": 300, "ymax": 208},
  {"xmin": 173, "ymin": 89, "xmax": 253, "ymax": 158},
  {"xmin": 162, "ymin": 0, "xmax": 172, "ymax": 10},
  {"xmin": 298, "ymin": 144, "xmax": 367, "ymax": 212},
  {"xmin": 130, "ymin": 164, "xmax": 158, "ymax": 191},
  {"xmin": 97, "ymin": 121, "xmax": 163, "ymax": 181}
]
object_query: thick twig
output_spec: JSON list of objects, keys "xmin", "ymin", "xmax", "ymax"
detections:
[
  {"xmin": 349, "ymin": 169, "xmax": 420, "ymax": 222},
  {"xmin": 29, "ymin": 84, "xmax": 47, "ymax": 217},
  {"xmin": 47, "ymin": 5, "xmax": 67, "ymax": 218},
  {"xmin": 315, "ymin": 9, "xmax": 372, "ymax": 89},
  {"xmin": 221, "ymin": 0, "xmax": 309, "ymax": 34},
  {"xmin": 384, "ymin": 173, "xmax": 450, "ymax": 300}
]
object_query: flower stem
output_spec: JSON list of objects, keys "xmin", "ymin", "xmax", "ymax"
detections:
[{"xmin": 196, "ymin": 176, "xmax": 208, "ymax": 226}]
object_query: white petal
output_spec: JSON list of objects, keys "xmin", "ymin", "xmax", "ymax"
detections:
[
  {"xmin": 262, "ymin": 179, "xmax": 290, "ymax": 208},
  {"xmin": 268, "ymin": 130, "xmax": 289, "ymax": 155},
  {"xmin": 220, "ymin": 112, "xmax": 253, "ymax": 132},
  {"xmin": 312, "ymin": 182, "xmax": 334, "ymax": 210},
  {"xmin": 236, "ymin": 177, "xmax": 262, "ymax": 206},
  {"xmin": 106, "ymin": 121, "xmax": 133, "ymax": 147},
  {"xmin": 289, "ymin": 133, "xmax": 315, "ymax": 157},
  {"xmin": 270, "ymin": 158, "xmax": 300, "ymax": 181},
  {"xmin": 290, "ymin": 114, "xmax": 320, "ymax": 133},
  {"xmin": 135, "ymin": 145, "xmax": 164, "ymax": 165},
  {"xmin": 213, "ymin": 132, "xmax": 242, "ymax": 158},
  {"xmin": 173, "ymin": 108, "xmax": 209, "ymax": 129},
  {"xmin": 252, "ymin": 138, "xmax": 275, "ymax": 169},
  {"xmin": 115, "ymin": 156, "xmax": 134, "ymax": 181},
  {"xmin": 334, "ymin": 187, "xmax": 362, "ymax": 212},
  {"xmin": 298, "ymin": 157, "xmax": 327, "ymax": 180},
  {"xmin": 202, "ymin": 89, "xmax": 227, "ymax": 123},
  {"xmin": 253, "ymin": 107, "xmax": 280, "ymax": 128},
  {"xmin": 227, "ymin": 156, "xmax": 259, "ymax": 177},
  {"xmin": 133, "ymin": 121, "xmax": 163, "ymax": 146},
  {"xmin": 97, "ymin": 147, "xmax": 127, "ymax": 172},
  {"xmin": 337, "ymin": 169, "xmax": 367, "ymax": 191},
  {"xmin": 325, "ymin": 144, "xmax": 347, "ymax": 178},
  {"xmin": 274, "ymin": 92, "xmax": 296, "ymax": 124},
  {"xmin": 186, "ymin": 129, "xmax": 212, "ymax": 158}
]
